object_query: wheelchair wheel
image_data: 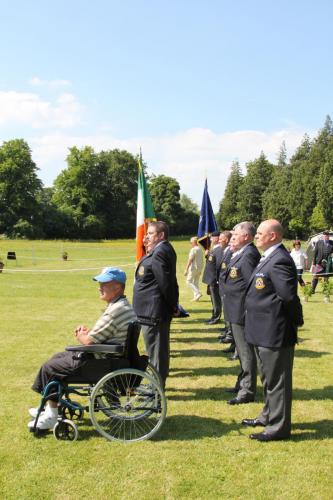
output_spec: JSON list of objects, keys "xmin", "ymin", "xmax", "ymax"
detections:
[
  {"xmin": 145, "ymin": 362, "xmax": 163, "ymax": 388},
  {"xmin": 90, "ymin": 368, "xmax": 166, "ymax": 442},
  {"xmin": 53, "ymin": 419, "xmax": 78, "ymax": 441},
  {"xmin": 61, "ymin": 406, "xmax": 84, "ymax": 421}
]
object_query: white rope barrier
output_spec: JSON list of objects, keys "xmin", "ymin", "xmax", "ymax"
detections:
[{"xmin": 1, "ymin": 263, "xmax": 135, "ymax": 273}]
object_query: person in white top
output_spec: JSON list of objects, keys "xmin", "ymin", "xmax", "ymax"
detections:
[
  {"xmin": 184, "ymin": 237, "xmax": 204, "ymax": 301},
  {"xmin": 290, "ymin": 240, "xmax": 308, "ymax": 286}
]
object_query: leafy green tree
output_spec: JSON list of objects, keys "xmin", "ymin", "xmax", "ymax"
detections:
[
  {"xmin": 149, "ymin": 175, "xmax": 183, "ymax": 230},
  {"xmin": 316, "ymin": 134, "xmax": 333, "ymax": 228},
  {"xmin": 309, "ymin": 205, "xmax": 327, "ymax": 233},
  {"xmin": 217, "ymin": 160, "xmax": 243, "ymax": 229},
  {"xmin": 178, "ymin": 194, "xmax": 199, "ymax": 235},
  {"xmin": 52, "ymin": 147, "xmax": 138, "ymax": 238},
  {"xmin": 262, "ymin": 143, "xmax": 292, "ymax": 232},
  {"xmin": 288, "ymin": 218, "xmax": 305, "ymax": 239},
  {"xmin": 0, "ymin": 139, "xmax": 43, "ymax": 237},
  {"xmin": 277, "ymin": 141, "xmax": 287, "ymax": 167},
  {"xmin": 288, "ymin": 117, "xmax": 333, "ymax": 237},
  {"xmin": 180, "ymin": 194, "xmax": 199, "ymax": 214},
  {"xmin": 100, "ymin": 149, "xmax": 138, "ymax": 238},
  {"xmin": 287, "ymin": 134, "xmax": 312, "ymax": 237},
  {"xmin": 52, "ymin": 146, "xmax": 106, "ymax": 238},
  {"xmin": 238, "ymin": 152, "xmax": 274, "ymax": 227}
]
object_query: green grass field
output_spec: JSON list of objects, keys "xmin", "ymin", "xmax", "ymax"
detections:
[{"xmin": 0, "ymin": 239, "xmax": 332, "ymax": 499}]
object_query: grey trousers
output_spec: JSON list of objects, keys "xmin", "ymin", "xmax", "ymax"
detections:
[
  {"xmin": 255, "ymin": 345, "xmax": 294, "ymax": 437},
  {"xmin": 209, "ymin": 283, "xmax": 222, "ymax": 319},
  {"xmin": 231, "ymin": 323, "xmax": 257, "ymax": 400},
  {"xmin": 142, "ymin": 319, "xmax": 171, "ymax": 388}
]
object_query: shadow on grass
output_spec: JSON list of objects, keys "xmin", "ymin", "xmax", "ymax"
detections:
[
  {"xmin": 172, "ymin": 327, "xmax": 223, "ymax": 333},
  {"xmin": 171, "ymin": 335, "xmax": 225, "ymax": 344},
  {"xmin": 293, "ymin": 385, "xmax": 333, "ymax": 401},
  {"xmin": 154, "ymin": 415, "xmax": 241, "ymax": 441},
  {"xmin": 169, "ymin": 365, "xmax": 240, "ymax": 378},
  {"xmin": 295, "ymin": 349, "xmax": 330, "ymax": 358},
  {"xmin": 171, "ymin": 348, "xmax": 231, "ymax": 357},
  {"xmin": 167, "ymin": 385, "xmax": 243, "ymax": 402},
  {"xmin": 292, "ymin": 419, "xmax": 333, "ymax": 440}
]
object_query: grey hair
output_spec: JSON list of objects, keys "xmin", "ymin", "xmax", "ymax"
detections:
[{"xmin": 233, "ymin": 221, "xmax": 256, "ymax": 238}]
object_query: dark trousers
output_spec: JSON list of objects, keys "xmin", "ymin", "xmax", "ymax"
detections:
[
  {"xmin": 255, "ymin": 345, "xmax": 294, "ymax": 437},
  {"xmin": 32, "ymin": 351, "xmax": 124, "ymax": 399},
  {"xmin": 296, "ymin": 269, "xmax": 305, "ymax": 286},
  {"xmin": 231, "ymin": 323, "xmax": 257, "ymax": 400},
  {"xmin": 311, "ymin": 273, "xmax": 329, "ymax": 291},
  {"xmin": 142, "ymin": 319, "xmax": 171, "ymax": 388},
  {"xmin": 209, "ymin": 283, "xmax": 222, "ymax": 319}
]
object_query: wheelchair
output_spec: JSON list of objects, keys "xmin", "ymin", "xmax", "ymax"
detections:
[{"xmin": 30, "ymin": 322, "xmax": 166, "ymax": 443}]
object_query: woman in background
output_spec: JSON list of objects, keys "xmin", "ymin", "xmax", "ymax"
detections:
[{"xmin": 290, "ymin": 240, "xmax": 308, "ymax": 286}]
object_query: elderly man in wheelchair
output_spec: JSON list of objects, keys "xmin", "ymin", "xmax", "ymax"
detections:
[{"xmin": 28, "ymin": 267, "xmax": 166, "ymax": 442}]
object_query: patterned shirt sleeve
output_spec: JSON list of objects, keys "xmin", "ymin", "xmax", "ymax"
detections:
[{"xmin": 87, "ymin": 297, "xmax": 137, "ymax": 345}]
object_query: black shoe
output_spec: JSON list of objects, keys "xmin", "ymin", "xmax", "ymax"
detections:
[
  {"xmin": 207, "ymin": 318, "xmax": 221, "ymax": 325},
  {"xmin": 242, "ymin": 418, "xmax": 266, "ymax": 427},
  {"xmin": 218, "ymin": 329, "xmax": 227, "ymax": 339},
  {"xmin": 228, "ymin": 397, "xmax": 254, "ymax": 405},
  {"xmin": 204, "ymin": 318, "xmax": 214, "ymax": 324},
  {"xmin": 228, "ymin": 353, "xmax": 239, "ymax": 361},
  {"xmin": 219, "ymin": 334, "xmax": 234, "ymax": 344},
  {"xmin": 249, "ymin": 432, "xmax": 289, "ymax": 442},
  {"xmin": 222, "ymin": 344, "xmax": 235, "ymax": 353}
]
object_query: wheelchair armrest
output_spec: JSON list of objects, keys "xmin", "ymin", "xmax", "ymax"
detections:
[{"xmin": 66, "ymin": 343, "xmax": 125, "ymax": 354}]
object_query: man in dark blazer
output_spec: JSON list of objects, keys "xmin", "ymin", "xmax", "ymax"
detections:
[
  {"xmin": 222, "ymin": 222, "xmax": 261, "ymax": 404},
  {"xmin": 133, "ymin": 221, "xmax": 179, "ymax": 387},
  {"xmin": 202, "ymin": 231, "xmax": 223, "ymax": 324},
  {"xmin": 311, "ymin": 231, "xmax": 333, "ymax": 292},
  {"xmin": 218, "ymin": 231, "xmax": 234, "ymax": 347},
  {"xmin": 243, "ymin": 219, "xmax": 303, "ymax": 441}
]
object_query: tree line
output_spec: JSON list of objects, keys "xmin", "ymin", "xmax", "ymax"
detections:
[
  {"xmin": 217, "ymin": 116, "xmax": 333, "ymax": 238},
  {"xmin": 0, "ymin": 115, "xmax": 332, "ymax": 240},
  {"xmin": 0, "ymin": 142, "xmax": 199, "ymax": 239}
]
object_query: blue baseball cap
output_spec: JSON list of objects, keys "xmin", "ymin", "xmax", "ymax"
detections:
[{"xmin": 93, "ymin": 267, "xmax": 126, "ymax": 284}]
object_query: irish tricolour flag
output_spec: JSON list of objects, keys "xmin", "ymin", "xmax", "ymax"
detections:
[{"xmin": 136, "ymin": 156, "xmax": 156, "ymax": 261}]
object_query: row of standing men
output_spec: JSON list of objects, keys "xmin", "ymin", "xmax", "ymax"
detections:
[{"xmin": 183, "ymin": 220, "xmax": 303, "ymax": 441}]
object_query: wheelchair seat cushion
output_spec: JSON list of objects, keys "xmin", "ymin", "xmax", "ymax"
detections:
[{"xmin": 64, "ymin": 357, "xmax": 130, "ymax": 384}]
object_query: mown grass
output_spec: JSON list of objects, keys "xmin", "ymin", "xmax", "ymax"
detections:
[{"xmin": 0, "ymin": 238, "xmax": 332, "ymax": 500}]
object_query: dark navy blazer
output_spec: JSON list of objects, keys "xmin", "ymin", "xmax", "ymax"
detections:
[
  {"xmin": 222, "ymin": 243, "xmax": 260, "ymax": 325},
  {"xmin": 133, "ymin": 241, "xmax": 179, "ymax": 323},
  {"xmin": 244, "ymin": 244, "xmax": 303, "ymax": 348}
]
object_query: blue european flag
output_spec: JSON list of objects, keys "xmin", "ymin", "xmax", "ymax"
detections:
[{"xmin": 197, "ymin": 179, "xmax": 217, "ymax": 248}]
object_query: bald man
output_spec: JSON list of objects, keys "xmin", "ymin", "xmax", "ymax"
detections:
[{"xmin": 243, "ymin": 219, "xmax": 303, "ymax": 441}]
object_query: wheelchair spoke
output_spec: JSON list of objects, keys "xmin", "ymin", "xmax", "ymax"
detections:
[{"xmin": 90, "ymin": 369, "xmax": 166, "ymax": 442}]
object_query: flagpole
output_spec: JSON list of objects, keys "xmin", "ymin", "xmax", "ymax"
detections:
[{"xmin": 135, "ymin": 150, "xmax": 156, "ymax": 262}]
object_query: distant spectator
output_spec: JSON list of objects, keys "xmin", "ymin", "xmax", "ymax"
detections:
[
  {"xmin": 184, "ymin": 237, "xmax": 204, "ymax": 301},
  {"xmin": 290, "ymin": 240, "xmax": 308, "ymax": 286},
  {"xmin": 311, "ymin": 231, "xmax": 333, "ymax": 293}
]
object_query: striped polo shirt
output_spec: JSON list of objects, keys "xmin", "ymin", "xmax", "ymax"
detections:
[{"xmin": 88, "ymin": 295, "xmax": 137, "ymax": 346}]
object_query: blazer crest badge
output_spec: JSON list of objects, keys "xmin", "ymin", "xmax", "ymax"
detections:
[
  {"xmin": 138, "ymin": 265, "xmax": 145, "ymax": 276},
  {"xmin": 255, "ymin": 277, "xmax": 265, "ymax": 290},
  {"xmin": 229, "ymin": 267, "xmax": 238, "ymax": 278}
]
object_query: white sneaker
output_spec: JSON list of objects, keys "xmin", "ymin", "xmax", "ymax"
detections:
[
  {"xmin": 192, "ymin": 293, "xmax": 202, "ymax": 302},
  {"xmin": 29, "ymin": 407, "xmax": 45, "ymax": 418},
  {"xmin": 28, "ymin": 414, "xmax": 58, "ymax": 430}
]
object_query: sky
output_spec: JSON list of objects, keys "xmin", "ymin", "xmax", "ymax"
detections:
[{"xmin": 0, "ymin": 0, "xmax": 332, "ymax": 211}]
